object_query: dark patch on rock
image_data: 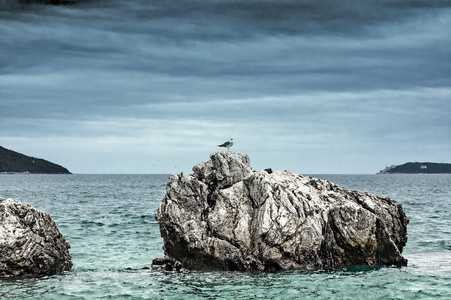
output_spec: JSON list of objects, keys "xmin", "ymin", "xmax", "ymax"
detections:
[{"xmin": 264, "ymin": 168, "xmax": 273, "ymax": 174}]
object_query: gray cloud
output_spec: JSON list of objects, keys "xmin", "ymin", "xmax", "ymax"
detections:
[{"xmin": 1, "ymin": 0, "xmax": 450, "ymax": 173}]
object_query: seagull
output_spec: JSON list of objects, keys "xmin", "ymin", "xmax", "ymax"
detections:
[{"xmin": 218, "ymin": 137, "xmax": 234, "ymax": 151}]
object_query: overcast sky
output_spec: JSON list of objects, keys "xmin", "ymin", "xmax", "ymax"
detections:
[{"xmin": 1, "ymin": 0, "xmax": 450, "ymax": 174}]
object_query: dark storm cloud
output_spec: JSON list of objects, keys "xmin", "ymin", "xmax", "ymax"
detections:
[
  {"xmin": 1, "ymin": 0, "xmax": 451, "ymax": 173},
  {"xmin": 2, "ymin": 0, "xmax": 450, "ymax": 102}
]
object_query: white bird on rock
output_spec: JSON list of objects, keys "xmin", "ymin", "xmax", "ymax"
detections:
[{"xmin": 218, "ymin": 137, "xmax": 233, "ymax": 151}]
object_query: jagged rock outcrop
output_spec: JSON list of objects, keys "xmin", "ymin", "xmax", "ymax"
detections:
[
  {"xmin": 155, "ymin": 152, "xmax": 408, "ymax": 271},
  {"xmin": 0, "ymin": 198, "xmax": 72, "ymax": 277}
]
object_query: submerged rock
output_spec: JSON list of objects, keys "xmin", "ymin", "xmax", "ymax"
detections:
[
  {"xmin": 151, "ymin": 257, "xmax": 185, "ymax": 272},
  {"xmin": 0, "ymin": 198, "xmax": 72, "ymax": 277},
  {"xmin": 156, "ymin": 152, "xmax": 408, "ymax": 271}
]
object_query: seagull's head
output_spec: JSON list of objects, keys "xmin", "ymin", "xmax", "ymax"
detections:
[{"xmin": 230, "ymin": 137, "xmax": 234, "ymax": 141}]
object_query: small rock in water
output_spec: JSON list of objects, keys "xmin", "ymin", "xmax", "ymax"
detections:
[
  {"xmin": 151, "ymin": 257, "xmax": 184, "ymax": 272},
  {"xmin": 0, "ymin": 198, "xmax": 73, "ymax": 277},
  {"xmin": 154, "ymin": 152, "xmax": 409, "ymax": 271}
]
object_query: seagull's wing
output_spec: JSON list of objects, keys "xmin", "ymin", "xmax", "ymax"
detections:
[{"xmin": 218, "ymin": 141, "xmax": 231, "ymax": 147}]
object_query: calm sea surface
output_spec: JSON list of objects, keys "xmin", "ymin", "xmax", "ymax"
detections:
[{"xmin": 0, "ymin": 173, "xmax": 450, "ymax": 299}]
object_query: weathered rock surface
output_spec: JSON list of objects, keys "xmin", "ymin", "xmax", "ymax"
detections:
[
  {"xmin": 156, "ymin": 152, "xmax": 409, "ymax": 271},
  {"xmin": 0, "ymin": 198, "xmax": 72, "ymax": 277}
]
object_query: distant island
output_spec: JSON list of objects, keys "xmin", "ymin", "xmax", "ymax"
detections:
[
  {"xmin": 378, "ymin": 162, "xmax": 451, "ymax": 174},
  {"xmin": 0, "ymin": 146, "xmax": 71, "ymax": 174}
]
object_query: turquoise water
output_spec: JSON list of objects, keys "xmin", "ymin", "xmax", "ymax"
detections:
[{"xmin": 0, "ymin": 174, "xmax": 450, "ymax": 299}]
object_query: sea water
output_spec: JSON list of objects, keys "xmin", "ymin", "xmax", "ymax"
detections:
[{"xmin": 0, "ymin": 173, "xmax": 450, "ymax": 299}]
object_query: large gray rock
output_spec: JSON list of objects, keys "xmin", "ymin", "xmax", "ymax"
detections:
[
  {"xmin": 155, "ymin": 152, "xmax": 408, "ymax": 271},
  {"xmin": 0, "ymin": 198, "xmax": 72, "ymax": 277}
]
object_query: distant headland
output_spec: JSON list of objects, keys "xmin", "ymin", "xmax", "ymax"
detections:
[
  {"xmin": 0, "ymin": 146, "xmax": 71, "ymax": 174},
  {"xmin": 378, "ymin": 162, "xmax": 451, "ymax": 174}
]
